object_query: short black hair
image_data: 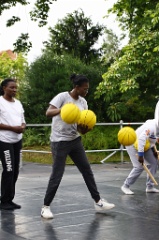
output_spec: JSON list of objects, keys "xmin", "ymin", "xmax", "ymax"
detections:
[
  {"xmin": 70, "ymin": 73, "xmax": 89, "ymax": 87},
  {"xmin": 0, "ymin": 78, "xmax": 16, "ymax": 95}
]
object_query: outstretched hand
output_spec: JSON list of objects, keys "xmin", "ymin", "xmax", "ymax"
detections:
[{"xmin": 77, "ymin": 124, "xmax": 92, "ymax": 135}]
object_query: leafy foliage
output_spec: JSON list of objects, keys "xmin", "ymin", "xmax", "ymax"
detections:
[
  {"xmin": 0, "ymin": 0, "xmax": 28, "ymax": 15},
  {"xmin": 6, "ymin": 16, "xmax": 20, "ymax": 26},
  {"xmin": 30, "ymin": 0, "xmax": 56, "ymax": 27},
  {"xmin": 23, "ymin": 124, "xmax": 120, "ymax": 149},
  {"xmin": 109, "ymin": 0, "xmax": 159, "ymax": 39},
  {"xmin": 20, "ymin": 51, "xmax": 106, "ymax": 123},
  {"xmin": 13, "ymin": 34, "xmax": 32, "ymax": 53},
  {"xmin": 0, "ymin": 51, "xmax": 28, "ymax": 88},
  {"xmin": 95, "ymin": 1, "xmax": 159, "ymax": 122},
  {"xmin": 0, "ymin": 0, "xmax": 57, "ymax": 53},
  {"xmin": 44, "ymin": 9, "xmax": 105, "ymax": 64},
  {"xmin": 22, "ymin": 125, "xmax": 126, "ymax": 164},
  {"xmin": 100, "ymin": 28, "xmax": 120, "ymax": 65},
  {"xmin": 23, "ymin": 127, "xmax": 50, "ymax": 146}
]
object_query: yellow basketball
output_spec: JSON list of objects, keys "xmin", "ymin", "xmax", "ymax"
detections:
[
  {"xmin": 134, "ymin": 139, "xmax": 150, "ymax": 152},
  {"xmin": 78, "ymin": 110, "xmax": 96, "ymax": 129},
  {"xmin": 118, "ymin": 127, "xmax": 137, "ymax": 146},
  {"xmin": 60, "ymin": 103, "xmax": 81, "ymax": 124}
]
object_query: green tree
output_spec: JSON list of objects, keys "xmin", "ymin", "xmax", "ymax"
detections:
[
  {"xmin": 95, "ymin": 1, "xmax": 159, "ymax": 122},
  {"xmin": 44, "ymin": 9, "xmax": 104, "ymax": 64},
  {"xmin": 100, "ymin": 28, "xmax": 120, "ymax": 66},
  {"xmin": 0, "ymin": 52, "xmax": 28, "ymax": 102},
  {"xmin": 21, "ymin": 51, "xmax": 105, "ymax": 123},
  {"xmin": 0, "ymin": 52, "xmax": 28, "ymax": 94},
  {"xmin": 109, "ymin": 0, "xmax": 159, "ymax": 40},
  {"xmin": 0, "ymin": 0, "xmax": 57, "ymax": 53}
]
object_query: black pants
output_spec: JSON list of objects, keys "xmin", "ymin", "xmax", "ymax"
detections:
[
  {"xmin": 0, "ymin": 140, "xmax": 22, "ymax": 203},
  {"xmin": 44, "ymin": 137, "xmax": 100, "ymax": 206}
]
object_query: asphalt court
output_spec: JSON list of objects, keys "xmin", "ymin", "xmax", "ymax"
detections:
[{"xmin": 1, "ymin": 161, "xmax": 159, "ymax": 240}]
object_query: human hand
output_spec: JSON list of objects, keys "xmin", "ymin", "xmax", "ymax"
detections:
[
  {"xmin": 12, "ymin": 125, "xmax": 25, "ymax": 134},
  {"xmin": 138, "ymin": 156, "xmax": 144, "ymax": 165},
  {"xmin": 156, "ymin": 138, "xmax": 159, "ymax": 144},
  {"xmin": 153, "ymin": 151, "xmax": 158, "ymax": 159},
  {"xmin": 153, "ymin": 152, "xmax": 158, "ymax": 159},
  {"xmin": 151, "ymin": 147, "xmax": 158, "ymax": 159},
  {"xmin": 77, "ymin": 124, "xmax": 91, "ymax": 134}
]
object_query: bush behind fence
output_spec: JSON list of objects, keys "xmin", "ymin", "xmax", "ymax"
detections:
[{"xmin": 22, "ymin": 121, "xmax": 143, "ymax": 164}]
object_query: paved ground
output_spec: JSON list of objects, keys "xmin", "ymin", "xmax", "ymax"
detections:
[{"xmin": 1, "ymin": 161, "xmax": 159, "ymax": 240}]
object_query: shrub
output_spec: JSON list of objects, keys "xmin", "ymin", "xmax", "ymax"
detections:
[{"xmin": 22, "ymin": 125, "xmax": 130, "ymax": 164}]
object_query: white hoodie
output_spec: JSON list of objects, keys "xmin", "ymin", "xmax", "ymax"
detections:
[
  {"xmin": 154, "ymin": 100, "xmax": 159, "ymax": 137},
  {"xmin": 136, "ymin": 119, "xmax": 158, "ymax": 156}
]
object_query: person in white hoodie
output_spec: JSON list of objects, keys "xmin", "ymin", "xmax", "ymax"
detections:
[
  {"xmin": 155, "ymin": 100, "xmax": 159, "ymax": 137},
  {"xmin": 121, "ymin": 119, "xmax": 159, "ymax": 195}
]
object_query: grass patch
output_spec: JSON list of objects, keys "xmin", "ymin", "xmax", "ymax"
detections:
[
  {"xmin": 22, "ymin": 146, "xmax": 130, "ymax": 164},
  {"xmin": 22, "ymin": 125, "xmax": 130, "ymax": 164}
]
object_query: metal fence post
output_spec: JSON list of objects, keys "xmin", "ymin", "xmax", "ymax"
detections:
[
  {"xmin": 20, "ymin": 150, "xmax": 23, "ymax": 169},
  {"xmin": 119, "ymin": 120, "xmax": 124, "ymax": 163}
]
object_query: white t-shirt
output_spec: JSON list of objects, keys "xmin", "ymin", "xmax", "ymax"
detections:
[
  {"xmin": 154, "ymin": 100, "xmax": 159, "ymax": 137},
  {"xmin": 0, "ymin": 96, "xmax": 25, "ymax": 143},
  {"xmin": 49, "ymin": 92, "xmax": 88, "ymax": 142}
]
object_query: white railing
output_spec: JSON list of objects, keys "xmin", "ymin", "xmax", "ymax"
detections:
[{"xmin": 22, "ymin": 120, "xmax": 144, "ymax": 164}]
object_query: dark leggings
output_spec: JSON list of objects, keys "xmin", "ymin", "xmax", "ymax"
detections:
[
  {"xmin": 0, "ymin": 140, "xmax": 22, "ymax": 203},
  {"xmin": 44, "ymin": 137, "xmax": 100, "ymax": 205}
]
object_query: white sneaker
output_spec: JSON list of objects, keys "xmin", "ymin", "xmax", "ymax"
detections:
[
  {"xmin": 146, "ymin": 187, "xmax": 159, "ymax": 193},
  {"xmin": 94, "ymin": 199, "xmax": 115, "ymax": 211},
  {"xmin": 41, "ymin": 206, "xmax": 53, "ymax": 219},
  {"xmin": 121, "ymin": 185, "xmax": 134, "ymax": 195}
]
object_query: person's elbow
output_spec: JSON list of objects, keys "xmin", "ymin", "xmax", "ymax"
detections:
[{"xmin": 46, "ymin": 110, "xmax": 50, "ymax": 117}]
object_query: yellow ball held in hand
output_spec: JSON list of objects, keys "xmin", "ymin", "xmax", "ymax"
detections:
[
  {"xmin": 78, "ymin": 110, "xmax": 96, "ymax": 129},
  {"xmin": 60, "ymin": 103, "xmax": 81, "ymax": 124},
  {"xmin": 118, "ymin": 126, "xmax": 137, "ymax": 146}
]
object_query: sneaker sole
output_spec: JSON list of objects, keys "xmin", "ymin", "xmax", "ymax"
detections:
[
  {"xmin": 41, "ymin": 214, "xmax": 53, "ymax": 219},
  {"xmin": 95, "ymin": 204, "xmax": 115, "ymax": 211},
  {"xmin": 121, "ymin": 187, "xmax": 134, "ymax": 195},
  {"xmin": 146, "ymin": 190, "xmax": 159, "ymax": 193}
]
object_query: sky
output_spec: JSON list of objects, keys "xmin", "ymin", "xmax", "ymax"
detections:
[{"xmin": 0, "ymin": 0, "xmax": 128, "ymax": 63}]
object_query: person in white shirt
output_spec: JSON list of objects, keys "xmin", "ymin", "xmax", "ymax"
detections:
[
  {"xmin": 0, "ymin": 78, "xmax": 26, "ymax": 210},
  {"xmin": 41, "ymin": 73, "xmax": 115, "ymax": 219},
  {"xmin": 121, "ymin": 119, "xmax": 159, "ymax": 195},
  {"xmin": 155, "ymin": 100, "xmax": 159, "ymax": 137}
]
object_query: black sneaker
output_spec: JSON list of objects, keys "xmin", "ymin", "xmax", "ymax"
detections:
[
  {"xmin": 0, "ymin": 202, "xmax": 15, "ymax": 210},
  {"xmin": 9, "ymin": 201, "xmax": 21, "ymax": 209}
]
